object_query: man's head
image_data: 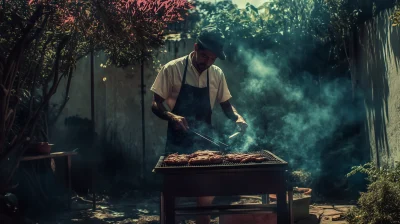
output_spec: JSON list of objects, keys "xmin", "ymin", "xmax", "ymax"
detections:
[{"xmin": 193, "ymin": 26, "xmax": 226, "ymax": 72}]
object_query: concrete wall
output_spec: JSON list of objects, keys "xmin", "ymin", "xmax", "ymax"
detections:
[{"xmin": 353, "ymin": 7, "xmax": 400, "ymax": 167}]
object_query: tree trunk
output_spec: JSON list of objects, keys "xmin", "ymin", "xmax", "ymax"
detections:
[{"xmin": 0, "ymin": 84, "xmax": 7, "ymax": 154}]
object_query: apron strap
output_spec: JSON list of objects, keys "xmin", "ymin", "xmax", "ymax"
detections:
[
  {"xmin": 182, "ymin": 56, "xmax": 189, "ymax": 85},
  {"xmin": 207, "ymin": 69, "xmax": 209, "ymax": 88}
]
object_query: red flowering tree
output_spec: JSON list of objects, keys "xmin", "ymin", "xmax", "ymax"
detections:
[{"xmin": 0, "ymin": 0, "xmax": 192, "ymax": 193}]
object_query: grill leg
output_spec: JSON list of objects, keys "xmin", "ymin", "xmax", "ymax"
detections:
[
  {"xmin": 66, "ymin": 155, "xmax": 72, "ymax": 210},
  {"xmin": 163, "ymin": 193, "xmax": 175, "ymax": 224},
  {"xmin": 288, "ymin": 190, "xmax": 294, "ymax": 224},
  {"xmin": 262, "ymin": 194, "xmax": 270, "ymax": 204},
  {"xmin": 277, "ymin": 189, "xmax": 288, "ymax": 224},
  {"xmin": 160, "ymin": 192, "xmax": 165, "ymax": 224}
]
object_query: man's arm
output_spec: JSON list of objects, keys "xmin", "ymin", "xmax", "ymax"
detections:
[
  {"xmin": 220, "ymin": 100, "xmax": 247, "ymax": 131},
  {"xmin": 151, "ymin": 93, "xmax": 173, "ymax": 121},
  {"xmin": 151, "ymin": 93, "xmax": 189, "ymax": 130}
]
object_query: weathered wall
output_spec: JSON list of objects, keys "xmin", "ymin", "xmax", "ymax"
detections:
[
  {"xmin": 353, "ymin": 7, "xmax": 400, "ymax": 167},
  {"xmin": 50, "ymin": 36, "xmax": 238, "ymax": 186}
]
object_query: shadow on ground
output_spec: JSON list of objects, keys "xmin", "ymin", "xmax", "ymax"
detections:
[{"xmin": 36, "ymin": 192, "xmax": 353, "ymax": 224}]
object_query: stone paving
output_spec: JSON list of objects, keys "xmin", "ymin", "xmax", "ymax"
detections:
[
  {"xmin": 37, "ymin": 193, "xmax": 355, "ymax": 224},
  {"xmin": 297, "ymin": 204, "xmax": 354, "ymax": 224}
]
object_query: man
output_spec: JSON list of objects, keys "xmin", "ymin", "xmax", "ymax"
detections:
[{"xmin": 150, "ymin": 26, "xmax": 247, "ymax": 224}]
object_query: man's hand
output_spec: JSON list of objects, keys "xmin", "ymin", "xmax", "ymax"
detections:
[
  {"xmin": 236, "ymin": 116, "xmax": 248, "ymax": 132},
  {"xmin": 170, "ymin": 114, "xmax": 189, "ymax": 131},
  {"xmin": 220, "ymin": 100, "xmax": 247, "ymax": 132},
  {"xmin": 151, "ymin": 93, "xmax": 189, "ymax": 131}
]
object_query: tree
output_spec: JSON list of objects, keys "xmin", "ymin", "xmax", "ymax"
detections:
[{"xmin": 0, "ymin": 0, "xmax": 192, "ymax": 193}]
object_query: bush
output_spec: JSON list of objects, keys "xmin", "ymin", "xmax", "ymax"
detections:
[
  {"xmin": 290, "ymin": 170, "xmax": 312, "ymax": 187},
  {"xmin": 345, "ymin": 162, "xmax": 400, "ymax": 224}
]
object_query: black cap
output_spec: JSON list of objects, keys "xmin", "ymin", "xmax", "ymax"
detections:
[{"xmin": 197, "ymin": 26, "xmax": 226, "ymax": 60}]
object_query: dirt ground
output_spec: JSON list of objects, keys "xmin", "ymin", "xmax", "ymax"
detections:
[{"xmin": 35, "ymin": 191, "xmax": 354, "ymax": 224}]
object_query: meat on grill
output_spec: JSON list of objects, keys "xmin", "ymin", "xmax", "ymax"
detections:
[
  {"xmin": 225, "ymin": 153, "xmax": 267, "ymax": 163},
  {"xmin": 188, "ymin": 154, "xmax": 223, "ymax": 165},
  {"xmin": 164, "ymin": 153, "xmax": 190, "ymax": 165},
  {"xmin": 164, "ymin": 151, "xmax": 268, "ymax": 166},
  {"xmin": 164, "ymin": 150, "xmax": 223, "ymax": 166},
  {"xmin": 189, "ymin": 150, "xmax": 222, "ymax": 158}
]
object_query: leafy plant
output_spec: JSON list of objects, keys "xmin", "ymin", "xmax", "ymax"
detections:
[
  {"xmin": 345, "ymin": 162, "xmax": 400, "ymax": 224},
  {"xmin": 290, "ymin": 170, "xmax": 312, "ymax": 187},
  {"xmin": 391, "ymin": 1, "xmax": 400, "ymax": 26},
  {"xmin": 189, "ymin": 0, "xmax": 362, "ymax": 75}
]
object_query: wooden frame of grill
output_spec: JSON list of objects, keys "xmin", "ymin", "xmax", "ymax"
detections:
[{"xmin": 153, "ymin": 150, "xmax": 292, "ymax": 224}]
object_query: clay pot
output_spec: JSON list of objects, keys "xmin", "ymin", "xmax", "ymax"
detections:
[{"xmin": 295, "ymin": 187, "xmax": 312, "ymax": 195}]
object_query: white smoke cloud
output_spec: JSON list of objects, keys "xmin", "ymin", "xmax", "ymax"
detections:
[{"xmin": 224, "ymin": 46, "xmax": 361, "ymax": 174}]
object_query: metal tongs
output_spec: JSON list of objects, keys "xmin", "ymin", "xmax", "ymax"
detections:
[
  {"xmin": 228, "ymin": 131, "xmax": 241, "ymax": 139},
  {"xmin": 189, "ymin": 129, "xmax": 229, "ymax": 150},
  {"xmin": 228, "ymin": 125, "xmax": 244, "ymax": 140}
]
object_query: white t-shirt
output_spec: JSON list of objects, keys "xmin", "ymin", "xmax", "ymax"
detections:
[{"xmin": 150, "ymin": 52, "xmax": 232, "ymax": 110}]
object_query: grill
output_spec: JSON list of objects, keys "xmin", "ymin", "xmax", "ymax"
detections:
[
  {"xmin": 153, "ymin": 150, "xmax": 291, "ymax": 224},
  {"xmin": 154, "ymin": 150, "xmax": 287, "ymax": 173}
]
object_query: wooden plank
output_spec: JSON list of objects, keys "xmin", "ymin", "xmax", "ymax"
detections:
[
  {"xmin": 21, "ymin": 151, "xmax": 78, "ymax": 161},
  {"xmin": 66, "ymin": 155, "xmax": 72, "ymax": 210}
]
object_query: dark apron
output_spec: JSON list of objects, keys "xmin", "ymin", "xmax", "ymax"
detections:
[{"xmin": 165, "ymin": 56, "xmax": 213, "ymax": 154}]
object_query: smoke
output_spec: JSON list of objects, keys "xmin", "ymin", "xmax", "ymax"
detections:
[{"xmin": 225, "ymin": 46, "xmax": 364, "ymax": 176}]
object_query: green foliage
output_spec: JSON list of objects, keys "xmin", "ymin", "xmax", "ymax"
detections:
[
  {"xmin": 391, "ymin": 1, "xmax": 400, "ymax": 26},
  {"xmin": 345, "ymin": 162, "xmax": 400, "ymax": 224},
  {"xmin": 347, "ymin": 162, "xmax": 400, "ymax": 183},
  {"xmin": 190, "ymin": 0, "xmax": 396, "ymax": 72},
  {"xmin": 189, "ymin": 0, "xmax": 362, "ymax": 74},
  {"xmin": 192, "ymin": 0, "xmax": 317, "ymax": 39},
  {"xmin": 290, "ymin": 170, "xmax": 312, "ymax": 187}
]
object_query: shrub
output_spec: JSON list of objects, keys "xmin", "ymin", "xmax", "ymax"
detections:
[{"xmin": 345, "ymin": 162, "xmax": 400, "ymax": 224}]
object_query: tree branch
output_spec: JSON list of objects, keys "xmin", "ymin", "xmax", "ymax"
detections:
[
  {"xmin": 9, "ymin": 36, "xmax": 69, "ymax": 154},
  {"xmin": 29, "ymin": 36, "xmax": 53, "ymax": 113},
  {"xmin": 3, "ymin": 4, "xmax": 44, "ymax": 85},
  {"xmin": 4, "ymin": 52, "xmax": 23, "ymax": 140},
  {"xmin": 26, "ymin": 11, "xmax": 50, "ymax": 45}
]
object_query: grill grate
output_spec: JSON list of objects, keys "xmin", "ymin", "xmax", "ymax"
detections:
[{"xmin": 154, "ymin": 150, "xmax": 287, "ymax": 171}]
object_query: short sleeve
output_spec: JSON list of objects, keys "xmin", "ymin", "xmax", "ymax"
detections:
[
  {"xmin": 150, "ymin": 65, "xmax": 172, "ymax": 100},
  {"xmin": 216, "ymin": 69, "xmax": 232, "ymax": 103}
]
